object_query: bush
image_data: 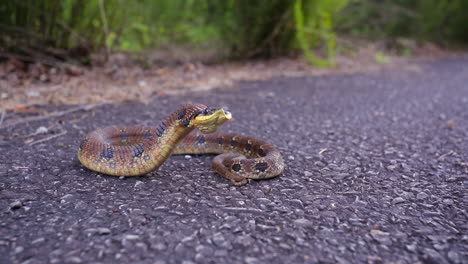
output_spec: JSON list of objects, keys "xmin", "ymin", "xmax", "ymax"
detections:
[{"xmin": 1, "ymin": 0, "xmax": 466, "ymax": 67}]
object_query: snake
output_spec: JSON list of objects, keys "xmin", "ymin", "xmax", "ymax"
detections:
[{"xmin": 77, "ymin": 103, "xmax": 285, "ymax": 186}]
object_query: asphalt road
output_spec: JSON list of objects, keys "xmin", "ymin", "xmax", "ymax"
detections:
[{"xmin": 1, "ymin": 56, "xmax": 467, "ymax": 264}]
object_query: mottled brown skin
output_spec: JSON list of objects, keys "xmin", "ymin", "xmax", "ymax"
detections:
[{"xmin": 78, "ymin": 104, "xmax": 285, "ymax": 186}]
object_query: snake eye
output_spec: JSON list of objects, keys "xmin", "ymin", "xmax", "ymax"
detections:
[{"xmin": 203, "ymin": 108, "xmax": 211, "ymax": 115}]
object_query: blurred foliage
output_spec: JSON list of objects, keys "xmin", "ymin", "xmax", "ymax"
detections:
[
  {"xmin": 337, "ymin": 0, "xmax": 468, "ymax": 43},
  {"xmin": 0, "ymin": 0, "xmax": 467, "ymax": 67}
]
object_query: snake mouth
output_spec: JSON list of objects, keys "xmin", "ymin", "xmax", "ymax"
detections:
[{"xmin": 191, "ymin": 107, "xmax": 232, "ymax": 133}]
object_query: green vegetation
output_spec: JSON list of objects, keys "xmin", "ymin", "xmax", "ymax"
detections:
[{"xmin": 1, "ymin": 0, "xmax": 467, "ymax": 67}]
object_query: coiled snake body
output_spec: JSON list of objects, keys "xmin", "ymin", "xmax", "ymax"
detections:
[{"xmin": 78, "ymin": 104, "xmax": 284, "ymax": 186}]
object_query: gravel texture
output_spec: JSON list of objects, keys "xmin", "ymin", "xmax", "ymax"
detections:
[{"xmin": 1, "ymin": 56, "xmax": 468, "ymax": 263}]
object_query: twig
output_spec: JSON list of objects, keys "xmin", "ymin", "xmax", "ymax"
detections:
[
  {"xmin": 0, "ymin": 123, "xmax": 57, "ymax": 139},
  {"xmin": 0, "ymin": 52, "xmax": 67, "ymax": 68},
  {"xmin": 0, "ymin": 103, "xmax": 103, "ymax": 130},
  {"xmin": 0, "ymin": 109, "xmax": 5, "ymax": 127},
  {"xmin": 28, "ymin": 130, "xmax": 67, "ymax": 146}
]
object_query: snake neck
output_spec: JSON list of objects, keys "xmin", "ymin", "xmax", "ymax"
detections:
[{"xmin": 146, "ymin": 105, "xmax": 205, "ymax": 168}]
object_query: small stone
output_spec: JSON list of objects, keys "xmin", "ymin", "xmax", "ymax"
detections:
[
  {"xmin": 288, "ymin": 155, "xmax": 295, "ymax": 160},
  {"xmin": 442, "ymin": 198, "xmax": 454, "ymax": 205},
  {"xmin": 152, "ymin": 243, "xmax": 166, "ymax": 251},
  {"xmin": 423, "ymin": 248, "xmax": 447, "ymax": 264},
  {"xmin": 125, "ymin": 234, "xmax": 139, "ymax": 240},
  {"xmin": 61, "ymin": 194, "xmax": 74, "ymax": 200},
  {"xmin": 236, "ymin": 235, "xmax": 254, "ymax": 246},
  {"xmin": 433, "ymin": 243, "xmax": 448, "ymax": 250},
  {"xmin": 184, "ymin": 155, "xmax": 192, "ymax": 159},
  {"xmin": 195, "ymin": 245, "xmax": 213, "ymax": 256},
  {"xmin": 214, "ymin": 249, "xmax": 228, "ymax": 257},
  {"xmin": 304, "ymin": 171, "xmax": 313, "ymax": 177},
  {"xmin": 279, "ymin": 243, "xmax": 291, "ymax": 250},
  {"xmin": 405, "ymin": 244, "xmax": 417, "ymax": 252},
  {"xmin": 35, "ymin": 126, "xmax": 48, "ymax": 134},
  {"xmin": 288, "ymin": 199, "xmax": 304, "ymax": 208},
  {"xmin": 245, "ymin": 257, "xmax": 260, "ymax": 264},
  {"xmin": 448, "ymin": 250, "xmax": 461, "ymax": 263},
  {"xmin": 294, "ymin": 218, "xmax": 313, "ymax": 228},
  {"xmin": 10, "ymin": 200, "xmax": 22, "ymax": 209},
  {"xmin": 370, "ymin": 230, "xmax": 390, "ymax": 243},
  {"xmin": 416, "ymin": 192, "xmax": 429, "ymax": 200},
  {"xmin": 314, "ymin": 161, "xmax": 325, "ymax": 167},
  {"xmin": 211, "ymin": 233, "xmax": 225, "ymax": 246},
  {"xmin": 32, "ymin": 237, "xmax": 45, "ymax": 244},
  {"xmin": 66, "ymin": 65, "xmax": 83, "ymax": 76},
  {"xmin": 134, "ymin": 181, "xmax": 144, "ymax": 188},
  {"xmin": 14, "ymin": 246, "xmax": 24, "ymax": 254},
  {"xmin": 138, "ymin": 80, "xmax": 147, "ymax": 87},
  {"xmin": 66, "ymin": 256, "xmax": 83, "ymax": 263},
  {"xmin": 97, "ymin": 228, "xmax": 111, "ymax": 235},
  {"xmin": 392, "ymin": 197, "xmax": 405, "ymax": 204},
  {"xmin": 447, "ymin": 120, "xmax": 455, "ymax": 129},
  {"xmin": 27, "ymin": 90, "xmax": 40, "ymax": 97}
]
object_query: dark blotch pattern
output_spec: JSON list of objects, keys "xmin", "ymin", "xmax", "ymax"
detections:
[
  {"xmin": 79, "ymin": 138, "xmax": 89, "ymax": 150},
  {"xmin": 255, "ymin": 162, "xmax": 269, "ymax": 172},
  {"xmin": 232, "ymin": 163, "xmax": 242, "ymax": 172},
  {"xmin": 245, "ymin": 142, "xmax": 252, "ymax": 151},
  {"xmin": 177, "ymin": 108, "xmax": 187, "ymax": 120},
  {"xmin": 143, "ymin": 130, "xmax": 152, "ymax": 140},
  {"xmin": 258, "ymin": 148, "xmax": 265, "ymax": 156},
  {"xmin": 230, "ymin": 139, "xmax": 238, "ymax": 148},
  {"xmin": 181, "ymin": 119, "xmax": 190, "ymax": 127},
  {"xmin": 196, "ymin": 135, "xmax": 206, "ymax": 144},
  {"xmin": 133, "ymin": 143, "xmax": 145, "ymax": 158},
  {"xmin": 218, "ymin": 137, "xmax": 224, "ymax": 145},
  {"xmin": 100, "ymin": 146, "xmax": 114, "ymax": 160},
  {"xmin": 156, "ymin": 123, "xmax": 165, "ymax": 137}
]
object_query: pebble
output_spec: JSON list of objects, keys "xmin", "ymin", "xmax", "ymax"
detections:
[
  {"xmin": 245, "ymin": 257, "xmax": 260, "ymax": 264},
  {"xmin": 35, "ymin": 126, "xmax": 48, "ymax": 134},
  {"xmin": 448, "ymin": 250, "xmax": 461, "ymax": 263},
  {"xmin": 288, "ymin": 155, "xmax": 295, "ymax": 160},
  {"xmin": 416, "ymin": 192, "xmax": 429, "ymax": 200},
  {"xmin": 125, "ymin": 234, "xmax": 139, "ymax": 240},
  {"xmin": 405, "ymin": 244, "xmax": 417, "ymax": 252},
  {"xmin": 98, "ymin": 228, "xmax": 111, "ymax": 235},
  {"xmin": 185, "ymin": 155, "xmax": 192, "ymax": 159},
  {"xmin": 304, "ymin": 171, "xmax": 313, "ymax": 177},
  {"xmin": 293, "ymin": 218, "xmax": 313, "ymax": 228},
  {"xmin": 10, "ymin": 200, "xmax": 22, "ymax": 209},
  {"xmin": 370, "ymin": 230, "xmax": 390, "ymax": 243},
  {"xmin": 211, "ymin": 233, "xmax": 225, "ymax": 246},
  {"xmin": 65, "ymin": 256, "xmax": 83, "ymax": 263},
  {"xmin": 32, "ymin": 237, "xmax": 46, "ymax": 244},
  {"xmin": 134, "ymin": 181, "xmax": 145, "ymax": 188},
  {"xmin": 314, "ymin": 161, "xmax": 326, "ymax": 167},
  {"xmin": 392, "ymin": 197, "xmax": 405, "ymax": 204},
  {"xmin": 442, "ymin": 198, "xmax": 454, "ymax": 205},
  {"xmin": 195, "ymin": 245, "xmax": 214, "ymax": 255},
  {"xmin": 14, "ymin": 246, "xmax": 24, "ymax": 254},
  {"xmin": 423, "ymin": 248, "xmax": 447, "ymax": 264},
  {"xmin": 288, "ymin": 199, "xmax": 304, "ymax": 208}
]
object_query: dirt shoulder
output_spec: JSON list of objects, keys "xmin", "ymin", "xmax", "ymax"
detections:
[{"xmin": 0, "ymin": 43, "xmax": 458, "ymax": 110}]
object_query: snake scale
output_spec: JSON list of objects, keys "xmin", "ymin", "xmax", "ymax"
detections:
[{"xmin": 78, "ymin": 104, "xmax": 285, "ymax": 186}]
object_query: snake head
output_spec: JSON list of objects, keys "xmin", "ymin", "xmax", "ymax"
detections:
[{"xmin": 190, "ymin": 107, "xmax": 232, "ymax": 133}]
